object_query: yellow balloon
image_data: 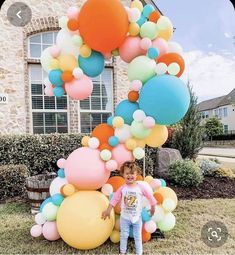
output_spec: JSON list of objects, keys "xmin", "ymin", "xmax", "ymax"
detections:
[
  {"xmin": 134, "ymin": 138, "xmax": 146, "ymax": 148},
  {"xmin": 114, "ymin": 218, "xmax": 120, "ymax": 231},
  {"xmin": 155, "ymin": 187, "xmax": 178, "ymax": 206},
  {"xmin": 112, "ymin": 116, "xmax": 124, "ymax": 128},
  {"xmin": 157, "ymin": 25, "xmax": 174, "ymax": 41},
  {"xmin": 81, "ymin": 136, "xmax": 90, "ymax": 147},
  {"xmin": 58, "ymin": 54, "xmax": 78, "ymax": 71},
  {"xmin": 131, "ymin": 0, "xmax": 143, "ymax": 11},
  {"xmin": 49, "ymin": 59, "xmax": 60, "ymax": 69},
  {"xmin": 125, "ymin": 138, "xmax": 137, "ymax": 150},
  {"xmin": 129, "ymin": 23, "xmax": 140, "ymax": 36},
  {"xmin": 61, "ymin": 184, "xmax": 76, "ymax": 197},
  {"xmin": 110, "ymin": 230, "xmax": 120, "ymax": 243},
  {"xmin": 80, "ymin": 44, "xmax": 92, "ymax": 58},
  {"xmin": 57, "ymin": 191, "xmax": 115, "ymax": 250},
  {"xmin": 144, "ymin": 175, "xmax": 153, "ymax": 184},
  {"xmin": 145, "ymin": 125, "xmax": 168, "ymax": 148}
]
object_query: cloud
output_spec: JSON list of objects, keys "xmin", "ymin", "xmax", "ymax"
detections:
[
  {"xmin": 181, "ymin": 51, "xmax": 235, "ymax": 102},
  {"xmin": 224, "ymin": 32, "xmax": 231, "ymax": 38}
]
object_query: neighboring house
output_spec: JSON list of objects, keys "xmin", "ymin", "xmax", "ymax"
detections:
[
  {"xmin": 0, "ymin": 0, "xmax": 160, "ymax": 135},
  {"xmin": 198, "ymin": 89, "xmax": 235, "ymax": 134}
]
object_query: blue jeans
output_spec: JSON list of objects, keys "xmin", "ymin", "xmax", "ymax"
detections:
[{"xmin": 120, "ymin": 217, "xmax": 143, "ymax": 255}]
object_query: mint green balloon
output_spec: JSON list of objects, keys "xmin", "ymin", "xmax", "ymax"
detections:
[
  {"xmin": 128, "ymin": 56, "xmax": 156, "ymax": 83},
  {"xmin": 140, "ymin": 21, "xmax": 158, "ymax": 40},
  {"xmin": 131, "ymin": 120, "xmax": 151, "ymax": 139},
  {"xmin": 42, "ymin": 202, "xmax": 58, "ymax": 221},
  {"xmin": 72, "ymin": 35, "xmax": 83, "ymax": 47},
  {"xmin": 157, "ymin": 212, "xmax": 176, "ymax": 231},
  {"xmin": 100, "ymin": 149, "xmax": 112, "ymax": 161},
  {"xmin": 133, "ymin": 147, "xmax": 145, "ymax": 160}
]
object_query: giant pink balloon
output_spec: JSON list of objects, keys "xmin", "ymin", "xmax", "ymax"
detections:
[
  {"xmin": 152, "ymin": 38, "xmax": 168, "ymax": 57},
  {"xmin": 112, "ymin": 144, "xmax": 134, "ymax": 169},
  {"xmin": 119, "ymin": 36, "xmax": 146, "ymax": 63},
  {"xmin": 65, "ymin": 75, "xmax": 93, "ymax": 100},
  {"xmin": 42, "ymin": 221, "xmax": 60, "ymax": 241},
  {"xmin": 64, "ymin": 147, "xmax": 110, "ymax": 190}
]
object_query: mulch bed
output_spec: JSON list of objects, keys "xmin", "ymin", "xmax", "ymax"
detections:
[{"xmin": 168, "ymin": 177, "xmax": 235, "ymax": 200}]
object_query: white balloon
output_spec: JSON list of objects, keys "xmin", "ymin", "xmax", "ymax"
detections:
[
  {"xmin": 49, "ymin": 177, "xmax": 68, "ymax": 196},
  {"xmin": 162, "ymin": 198, "xmax": 176, "ymax": 212},
  {"xmin": 43, "ymin": 77, "xmax": 52, "ymax": 87},
  {"xmin": 40, "ymin": 47, "xmax": 54, "ymax": 73},
  {"xmin": 128, "ymin": 7, "xmax": 141, "ymax": 23},
  {"xmin": 35, "ymin": 212, "xmax": 46, "ymax": 225},
  {"xmin": 73, "ymin": 67, "xmax": 84, "ymax": 79},
  {"xmin": 167, "ymin": 63, "xmax": 180, "ymax": 76},
  {"xmin": 58, "ymin": 16, "xmax": 69, "ymax": 29},
  {"xmin": 155, "ymin": 63, "xmax": 168, "ymax": 75},
  {"xmin": 88, "ymin": 137, "xmax": 100, "ymax": 149},
  {"xmin": 133, "ymin": 110, "xmax": 146, "ymax": 122},
  {"xmin": 152, "ymin": 205, "xmax": 165, "ymax": 222},
  {"xmin": 168, "ymin": 42, "xmax": 183, "ymax": 55},
  {"xmin": 114, "ymin": 124, "xmax": 132, "ymax": 143},
  {"xmin": 101, "ymin": 184, "xmax": 113, "ymax": 196}
]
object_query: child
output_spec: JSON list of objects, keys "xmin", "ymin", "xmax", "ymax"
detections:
[{"xmin": 102, "ymin": 161, "xmax": 157, "ymax": 255}]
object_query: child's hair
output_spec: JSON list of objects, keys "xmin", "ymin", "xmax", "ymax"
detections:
[{"xmin": 120, "ymin": 161, "xmax": 141, "ymax": 176}]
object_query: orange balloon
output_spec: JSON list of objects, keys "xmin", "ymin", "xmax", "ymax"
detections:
[
  {"xmin": 114, "ymin": 201, "xmax": 121, "ymax": 214},
  {"xmin": 136, "ymin": 175, "xmax": 143, "ymax": 181},
  {"xmin": 107, "ymin": 176, "xmax": 125, "ymax": 192},
  {"xmin": 149, "ymin": 11, "xmax": 161, "ymax": 22},
  {"xmin": 92, "ymin": 123, "xmax": 114, "ymax": 146},
  {"xmin": 128, "ymin": 91, "xmax": 139, "ymax": 102},
  {"xmin": 61, "ymin": 71, "xmax": 74, "ymax": 82},
  {"xmin": 78, "ymin": 0, "xmax": 129, "ymax": 52},
  {"xmin": 67, "ymin": 19, "xmax": 79, "ymax": 31},
  {"xmin": 142, "ymin": 229, "xmax": 151, "ymax": 242},
  {"xmin": 153, "ymin": 192, "xmax": 164, "ymax": 204},
  {"xmin": 157, "ymin": 53, "xmax": 185, "ymax": 77},
  {"xmin": 100, "ymin": 143, "xmax": 113, "ymax": 151}
]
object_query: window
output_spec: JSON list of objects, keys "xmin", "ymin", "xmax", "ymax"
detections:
[
  {"xmin": 80, "ymin": 68, "xmax": 113, "ymax": 133},
  {"xmin": 202, "ymin": 111, "xmax": 209, "ymax": 119},
  {"xmin": 224, "ymin": 125, "xmax": 228, "ymax": 134},
  {"xmin": 223, "ymin": 107, "xmax": 228, "ymax": 117},
  {"xmin": 218, "ymin": 108, "xmax": 222, "ymax": 118},
  {"xmin": 28, "ymin": 32, "xmax": 68, "ymax": 134},
  {"xmin": 214, "ymin": 109, "xmax": 218, "ymax": 117}
]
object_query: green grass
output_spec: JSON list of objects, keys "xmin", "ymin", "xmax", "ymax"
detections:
[{"xmin": 0, "ymin": 199, "xmax": 235, "ymax": 254}]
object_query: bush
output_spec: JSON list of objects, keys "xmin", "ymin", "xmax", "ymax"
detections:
[
  {"xmin": 198, "ymin": 159, "xmax": 220, "ymax": 177},
  {"xmin": 0, "ymin": 164, "xmax": 29, "ymax": 201},
  {"xmin": 0, "ymin": 134, "xmax": 83, "ymax": 176},
  {"xmin": 212, "ymin": 133, "xmax": 235, "ymax": 140},
  {"xmin": 168, "ymin": 160, "xmax": 204, "ymax": 187},
  {"xmin": 215, "ymin": 167, "xmax": 235, "ymax": 179}
]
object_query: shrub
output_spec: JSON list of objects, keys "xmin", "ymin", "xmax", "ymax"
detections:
[
  {"xmin": 168, "ymin": 160, "xmax": 204, "ymax": 187},
  {"xmin": 198, "ymin": 159, "xmax": 220, "ymax": 177},
  {"xmin": 215, "ymin": 167, "xmax": 235, "ymax": 179},
  {"xmin": 0, "ymin": 164, "xmax": 29, "ymax": 201}
]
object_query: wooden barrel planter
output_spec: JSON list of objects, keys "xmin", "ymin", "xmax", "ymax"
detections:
[{"xmin": 26, "ymin": 173, "xmax": 56, "ymax": 214}]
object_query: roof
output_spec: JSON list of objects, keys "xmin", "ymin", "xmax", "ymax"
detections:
[{"xmin": 197, "ymin": 88, "xmax": 235, "ymax": 111}]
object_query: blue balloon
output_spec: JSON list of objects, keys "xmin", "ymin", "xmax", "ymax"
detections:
[
  {"xmin": 115, "ymin": 100, "xmax": 139, "ymax": 125},
  {"xmin": 48, "ymin": 69, "xmax": 63, "ymax": 86},
  {"xmin": 40, "ymin": 197, "xmax": 52, "ymax": 212},
  {"xmin": 108, "ymin": 136, "xmax": 119, "ymax": 147},
  {"xmin": 137, "ymin": 14, "xmax": 147, "ymax": 26},
  {"xmin": 78, "ymin": 51, "xmax": 105, "ymax": 77},
  {"xmin": 148, "ymin": 47, "xmax": 159, "ymax": 59},
  {"xmin": 109, "ymin": 193, "xmax": 114, "ymax": 201},
  {"xmin": 107, "ymin": 116, "xmax": 114, "ymax": 126},
  {"xmin": 142, "ymin": 4, "xmax": 154, "ymax": 18},
  {"xmin": 53, "ymin": 87, "xmax": 65, "ymax": 97},
  {"xmin": 51, "ymin": 193, "xmax": 64, "ymax": 206},
  {"xmin": 57, "ymin": 168, "xmax": 65, "ymax": 178},
  {"xmin": 141, "ymin": 208, "xmax": 151, "ymax": 222},
  {"xmin": 160, "ymin": 178, "xmax": 167, "ymax": 187},
  {"xmin": 139, "ymin": 75, "xmax": 190, "ymax": 125}
]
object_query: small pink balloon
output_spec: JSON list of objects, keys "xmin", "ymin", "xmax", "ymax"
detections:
[
  {"xmin": 44, "ymin": 84, "xmax": 54, "ymax": 97},
  {"xmin": 49, "ymin": 46, "xmax": 61, "ymax": 58},
  {"xmin": 57, "ymin": 158, "xmax": 66, "ymax": 168},
  {"xmin": 112, "ymin": 144, "xmax": 134, "ymax": 170},
  {"xmin": 42, "ymin": 221, "xmax": 60, "ymax": 241},
  {"xmin": 103, "ymin": 52, "xmax": 112, "ymax": 60},
  {"xmin": 150, "ymin": 179, "xmax": 162, "ymax": 190},
  {"xmin": 144, "ymin": 220, "xmax": 157, "ymax": 233},
  {"xmin": 106, "ymin": 160, "xmax": 118, "ymax": 172},
  {"xmin": 130, "ymin": 80, "xmax": 142, "ymax": 91},
  {"xmin": 152, "ymin": 38, "xmax": 168, "ymax": 57},
  {"xmin": 65, "ymin": 75, "xmax": 93, "ymax": 100},
  {"xmin": 67, "ymin": 7, "xmax": 79, "ymax": 19},
  {"xmin": 143, "ymin": 117, "xmax": 155, "ymax": 129},
  {"xmin": 119, "ymin": 36, "xmax": 146, "ymax": 63},
  {"xmin": 65, "ymin": 147, "xmax": 110, "ymax": 190},
  {"xmin": 140, "ymin": 38, "xmax": 152, "ymax": 50},
  {"xmin": 30, "ymin": 225, "xmax": 42, "ymax": 238}
]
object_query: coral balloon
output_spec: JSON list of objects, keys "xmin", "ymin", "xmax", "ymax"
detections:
[
  {"xmin": 107, "ymin": 176, "xmax": 125, "ymax": 192},
  {"xmin": 145, "ymin": 125, "xmax": 168, "ymax": 148},
  {"xmin": 67, "ymin": 19, "xmax": 79, "ymax": 31},
  {"xmin": 142, "ymin": 229, "xmax": 151, "ymax": 242},
  {"xmin": 112, "ymin": 144, "xmax": 134, "ymax": 169},
  {"xmin": 92, "ymin": 123, "xmax": 114, "ymax": 146},
  {"xmin": 61, "ymin": 71, "xmax": 74, "ymax": 83},
  {"xmin": 155, "ymin": 187, "xmax": 178, "ymax": 206},
  {"xmin": 128, "ymin": 91, "xmax": 139, "ymax": 102},
  {"xmin": 149, "ymin": 11, "xmax": 161, "ymax": 22},
  {"xmin": 78, "ymin": 0, "xmax": 129, "ymax": 52}
]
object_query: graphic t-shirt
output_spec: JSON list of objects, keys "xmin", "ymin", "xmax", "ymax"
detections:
[{"xmin": 110, "ymin": 182, "xmax": 157, "ymax": 223}]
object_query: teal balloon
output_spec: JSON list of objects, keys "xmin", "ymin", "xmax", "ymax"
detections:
[
  {"xmin": 57, "ymin": 168, "xmax": 65, "ymax": 178},
  {"xmin": 139, "ymin": 75, "xmax": 190, "ymax": 125},
  {"xmin": 142, "ymin": 4, "xmax": 154, "ymax": 18},
  {"xmin": 140, "ymin": 22, "xmax": 158, "ymax": 40},
  {"xmin": 137, "ymin": 14, "xmax": 147, "ymax": 26},
  {"xmin": 107, "ymin": 116, "xmax": 114, "ymax": 126},
  {"xmin": 78, "ymin": 51, "xmax": 104, "ymax": 77},
  {"xmin": 131, "ymin": 120, "xmax": 150, "ymax": 139},
  {"xmin": 115, "ymin": 100, "xmax": 139, "ymax": 125},
  {"xmin": 109, "ymin": 193, "xmax": 114, "ymax": 201},
  {"xmin": 40, "ymin": 197, "xmax": 52, "ymax": 212},
  {"xmin": 148, "ymin": 47, "xmax": 159, "ymax": 59},
  {"xmin": 51, "ymin": 193, "xmax": 64, "ymax": 206},
  {"xmin": 53, "ymin": 87, "xmax": 65, "ymax": 97},
  {"xmin": 108, "ymin": 136, "xmax": 119, "ymax": 147},
  {"xmin": 49, "ymin": 69, "xmax": 63, "ymax": 86},
  {"xmin": 141, "ymin": 208, "xmax": 151, "ymax": 222},
  {"xmin": 128, "ymin": 56, "xmax": 156, "ymax": 83},
  {"xmin": 160, "ymin": 179, "xmax": 166, "ymax": 187}
]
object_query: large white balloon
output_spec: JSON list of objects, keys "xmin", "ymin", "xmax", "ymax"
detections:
[
  {"xmin": 40, "ymin": 47, "xmax": 54, "ymax": 73},
  {"xmin": 49, "ymin": 177, "xmax": 68, "ymax": 196},
  {"xmin": 114, "ymin": 124, "xmax": 132, "ymax": 143},
  {"xmin": 152, "ymin": 205, "xmax": 165, "ymax": 222}
]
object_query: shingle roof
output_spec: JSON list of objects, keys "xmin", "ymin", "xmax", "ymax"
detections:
[{"xmin": 197, "ymin": 88, "xmax": 235, "ymax": 111}]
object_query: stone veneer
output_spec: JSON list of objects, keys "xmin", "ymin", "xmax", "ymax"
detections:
[{"xmin": 0, "ymin": 0, "xmax": 131, "ymax": 134}]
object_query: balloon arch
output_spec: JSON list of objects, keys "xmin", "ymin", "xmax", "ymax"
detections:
[{"xmin": 30, "ymin": 0, "xmax": 189, "ymax": 250}]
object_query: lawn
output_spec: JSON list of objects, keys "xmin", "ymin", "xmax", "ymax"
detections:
[{"xmin": 0, "ymin": 199, "xmax": 235, "ymax": 254}]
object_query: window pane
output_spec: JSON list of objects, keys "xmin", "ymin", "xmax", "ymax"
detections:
[
  {"xmin": 102, "ymin": 97, "xmax": 111, "ymax": 111},
  {"xmin": 42, "ymin": 33, "xmax": 53, "ymax": 44},
  {"xmin": 44, "ymin": 96, "xmax": 55, "ymax": 109},
  {"xmin": 30, "ymin": 65, "xmax": 42, "ymax": 81},
  {"xmin": 58, "ymin": 126, "xmax": 68, "ymax": 133},
  {"xmin": 32, "ymin": 96, "xmax": 43, "ymax": 109},
  {"xmin": 30, "ymin": 44, "xmax": 41, "ymax": 58},
  {"xmin": 92, "ymin": 83, "xmax": 101, "ymax": 96},
  {"xmin": 31, "ymin": 84, "xmax": 43, "ymax": 95},
  {"xmin": 45, "ymin": 127, "xmax": 56, "ymax": 134},
  {"xmin": 91, "ymin": 113, "xmax": 102, "ymax": 130},
  {"xmin": 57, "ymin": 113, "xmax": 67, "ymax": 126},
  {"xmin": 101, "ymin": 113, "xmax": 111, "ymax": 123},
  {"xmin": 80, "ymin": 113, "xmax": 91, "ymax": 133},
  {"xmin": 33, "ymin": 127, "xmax": 44, "ymax": 134},
  {"xmin": 33, "ymin": 113, "xmax": 44, "ymax": 126},
  {"xmin": 91, "ymin": 97, "xmax": 101, "ymax": 110},
  {"xmin": 42, "ymin": 44, "xmax": 51, "ymax": 51},
  {"xmin": 80, "ymin": 99, "xmax": 90, "ymax": 110},
  {"xmin": 45, "ymin": 113, "xmax": 56, "ymax": 126},
  {"xmin": 30, "ymin": 34, "xmax": 41, "ymax": 43},
  {"xmin": 56, "ymin": 97, "xmax": 67, "ymax": 110}
]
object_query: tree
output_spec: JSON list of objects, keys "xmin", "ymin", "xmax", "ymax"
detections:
[
  {"xmin": 170, "ymin": 84, "xmax": 203, "ymax": 159},
  {"xmin": 204, "ymin": 117, "xmax": 223, "ymax": 139}
]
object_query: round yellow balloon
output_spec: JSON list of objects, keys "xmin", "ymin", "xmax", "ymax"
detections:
[
  {"xmin": 61, "ymin": 184, "xmax": 76, "ymax": 197},
  {"xmin": 49, "ymin": 59, "xmax": 60, "ymax": 69},
  {"xmin": 145, "ymin": 125, "xmax": 168, "ymax": 148},
  {"xmin": 125, "ymin": 138, "xmax": 137, "ymax": 150},
  {"xmin": 129, "ymin": 23, "xmax": 140, "ymax": 36},
  {"xmin": 81, "ymin": 136, "xmax": 90, "ymax": 147},
  {"xmin": 144, "ymin": 175, "xmax": 153, "ymax": 183},
  {"xmin": 155, "ymin": 187, "xmax": 178, "ymax": 206},
  {"xmin": 157, "ymin": 24, "xmax": 174, "ymax": 41},
  {"xmin": 131, "ymin": 0, "xmax": 143, "ymax": 11},
  {"xmin": 58, "ymin": 54, "xmax": 78, "ymax": 71},
  {"xmin": 80, "ymin": 44, "xmax": 92, "ymax": 58},
  {"xmin": 112, "ymin": 116, "xmax": 124, "ymax": 128},
  {"xmin": 57, "ymin": 191, "xmax": 115, "ymax": 250},
  {"xmin": 110, "ymin": 230, "xmax": 120, "ymax": 243},
  {"xmin": 134, "ymin": 138, "xmax": 146, "ymax": 148}
]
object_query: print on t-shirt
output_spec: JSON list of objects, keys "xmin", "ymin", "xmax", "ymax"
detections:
[{"xmin": 123, "ymin": 191, "xmax": 139, "ymax": 217}]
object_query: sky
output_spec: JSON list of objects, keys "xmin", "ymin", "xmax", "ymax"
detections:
[{"xmin": 154, "ymin": 0, "xmax": 235, "ymax": 102}]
